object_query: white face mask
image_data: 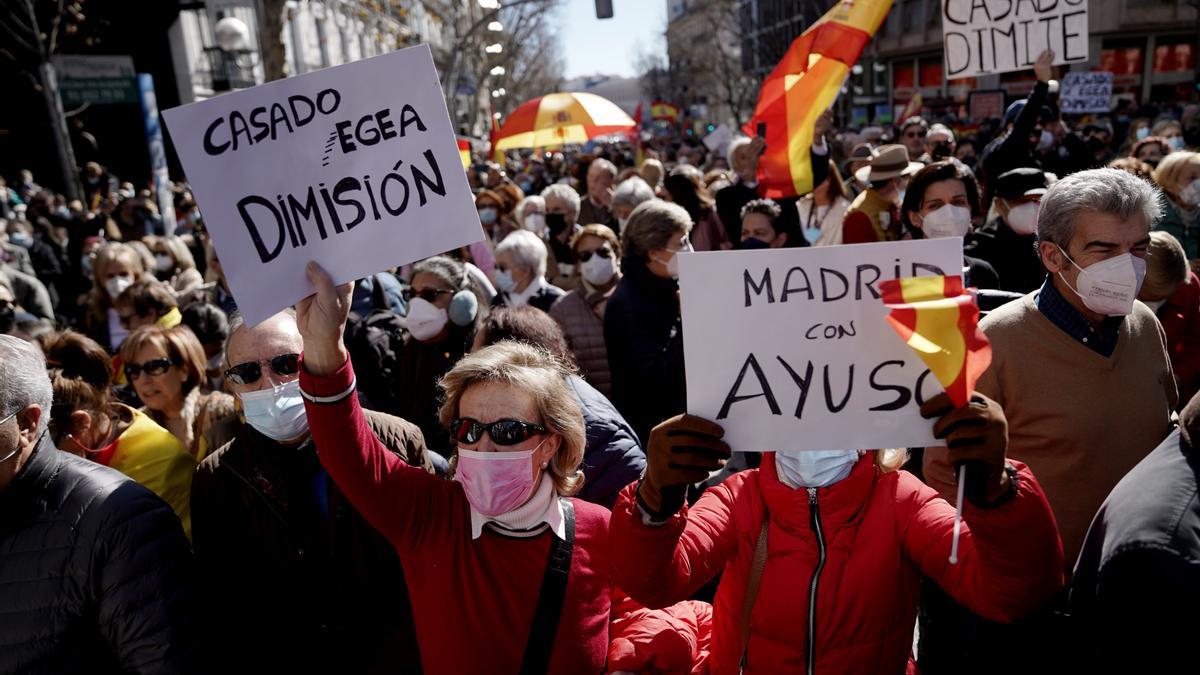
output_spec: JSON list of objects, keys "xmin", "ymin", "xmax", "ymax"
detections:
[
  {"xmin": 494, "ymin": 268, "xmax": 517, "ymax": 293},
  {"xmin": 1058, "ymin": 247, "xmax": 1147, "ymax": 316},
  {"xmin": 523, "ymin": 213, "xmax": 545, "ymax": 233},
  {"xmin": 239, "ymin": 380, "xmax": 310, "ymax": 442},
  {"xmin": 1179, "ymin": 179, "xmax": 1200, "ymax": 208},
  {"xmin": 1005, "ymin": 202, "xmax": 1039, "ymax": 236},
  {"xmin": 580, "ymin": 253, "xmax": 616, "ymax": 286},
  {"xmin": 1037, "ymin": 129, "xmax": 1056, "ymax": 152},
  {"xmin": 919, "ymin": 204, "xmax": 971, "ymax": 239},
  {"xmin": 774, "ymin": 450, "xmax": 860, "ymax": 489},
  {"xmin": 617, "ymin": 216, "xmax": 629, "ymax": 232},
  {"xmin": 1144, "ymin": 298, "xmax": 1166, "ymax": 313},
  {"xmin": 104, "ymin": 275, "xmax": 133, "ymax": 299},
  {"xmin": 155, "ymin": 253, "xmax": 174, "ymax": 273},
  {"xmin": 654, "ymin": 240, "xmax": 693, "ymax": 279},
  {"xmin": 405, "ymin": 296, "xmax": 449, "ymax": 342}
]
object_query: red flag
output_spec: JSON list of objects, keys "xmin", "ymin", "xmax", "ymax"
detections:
[
  {"xmin": 746, "ymin": 0, "xmax": 892, "ymax": 199},
  {"xmin": 879, "ymin": 275, "xmax": 991, "ymax": 408}
]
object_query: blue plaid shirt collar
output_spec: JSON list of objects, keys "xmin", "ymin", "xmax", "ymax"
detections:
[{"xmin": 1035, "ymin": 277, "xmax": 1124, "ymax": 357}]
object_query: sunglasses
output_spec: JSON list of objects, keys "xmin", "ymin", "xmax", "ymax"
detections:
[
  {"xmin": 402, "ymin": 287, "xmax": 454, "ymax": 304},
  {"xmin": 577, "ymin": 247, "xmax": 612, "ymax": 262},
  {"xmin": 224, "ymin": 353, "xmax": 300, "ymax": 385},
  {"xmin": 125, "ymin": 357, "xmax": 179, "ymax": 380},
  {"xmin": 449, "ymin": 417, "xmax": 547, "ymax": 446},
  {"xmin": 905, "ymin": 130, "xmax": 927, "ymax": 138}
]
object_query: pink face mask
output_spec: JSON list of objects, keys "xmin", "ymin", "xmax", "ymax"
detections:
[{"xmin": 455, "ymin": 440, "xmax": 547, "ymax": 516}]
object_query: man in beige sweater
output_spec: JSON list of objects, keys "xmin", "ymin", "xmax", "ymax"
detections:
[{"xmin": 918, "ymin": 168, "xmax": 1177, "ymax": 673}]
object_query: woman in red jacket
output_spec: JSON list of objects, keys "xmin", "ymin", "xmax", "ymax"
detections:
[
  {"xmin": 610, "ymin": 396, "xmax": 1063, "ymax": 675},
  {"xmin": 295, "ymin": 262, "xmax": 706, "ymax": 675},
  {"xmin": 1139, "ymin": 231, "xmax": 1200, "ymax": 407}
]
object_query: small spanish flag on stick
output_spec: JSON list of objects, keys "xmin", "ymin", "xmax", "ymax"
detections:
[
  {"xmin": 457, "ymin": 138, "xmax": 472, "ymax": 169},
  {"xmin": 880, "ymin": 274, "xmax": 991, "ymax": 565},
  {"xmin": 745, "ymin": 0, "xmax": 892, "ymax": 199}
]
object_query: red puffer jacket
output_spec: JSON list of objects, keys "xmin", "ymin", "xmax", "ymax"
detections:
[{"xmin": 611, "ymin": 453, "xmax": 1063, "ymax": 675}]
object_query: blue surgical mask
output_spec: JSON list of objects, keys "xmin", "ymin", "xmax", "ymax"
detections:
[
  {"xmin": 478, "ymin": 207, "xmax": 498, "ymax": 226},
  {"xmin": 239, "ymin": 380, "xmax": 310, "ymax": 442},
  {"xmin": 494, "ymin": 268, "xmax": 516, "ymax": 293},
  {"xmin": 773, "ymin": 450, "xmax": 860, "ymax": 488}
]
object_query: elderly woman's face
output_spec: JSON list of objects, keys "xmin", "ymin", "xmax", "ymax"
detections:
[
  {"xmin": 129, "ymin": 342, "xmax": 187, "ymax": 415},
  {"xmin": 411, "ymin": 272, "xmax": 456, "ymax": 310},
  {"xmin": 495, "ymin": 250, "xmax": 533, "ymax": 288},
  {"xmin": 457, "ymin": 381, "xmax": 559, "ymax": 482},
  {"xmin": 544, "ymin": 195, "xmax": 577, "ymax": 226},
  {"xmin": 1135, "ymin": 143, "xmax": 1165, "ymax": 166}
]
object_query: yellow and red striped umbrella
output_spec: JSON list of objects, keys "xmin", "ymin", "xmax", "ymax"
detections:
[
  {"xmin": 746, "ymin": 0, "xmax": 893, "ymax": 198},
  {"xmin": 880, "ymin": 275, "xmax": 991, "ymax": 408},
  {"xmin": 493, "ymin": 92, "xmax": 636, "ymax": 152}
]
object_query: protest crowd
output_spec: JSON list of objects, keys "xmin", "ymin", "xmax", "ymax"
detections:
[{"xmin": 2, "ymin": 18, "xmax": 1200, "ymax": 675}]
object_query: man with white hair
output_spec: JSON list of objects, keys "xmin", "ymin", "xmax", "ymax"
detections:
[
  {"xmin": 611, "ymin": 176, "xmax": 656, "ymax": 232},
  {"xmin": 919, "ymin": 168, "xmax": 1178, "ymax": 672},
  {"xmin": 578, "ymin": 157, "xmax": 618, "ymax": 228},
  {"xmin": 0, "ymin": 334, "xmax": 197, "ymax": 673},
  {"xmin": 921, "ymin": 123, "xmax": 957, "ymax": 163}
]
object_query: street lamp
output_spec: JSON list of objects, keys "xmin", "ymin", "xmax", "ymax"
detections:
[
  {"xmin": 490, "ymin": 65, "xmax": 506, "ymax": 76},
  {"xmin": 485, "ymin": 43, "xmax": 503, "ymax": 54},
  {"xmin": 488, "ymin": 21, "xmax": 504, "ymax": 31},
  {"xmin": 205, "ymin": 15, "xmax": 258, "ymax": 92},
  {"xmin": 479, "ymin": 0, "xmax": 501, "ymax": 8}
]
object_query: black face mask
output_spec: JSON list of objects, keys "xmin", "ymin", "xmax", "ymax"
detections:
[
  {"xmin": 737, "ymin": 237, "xmax": 771, "ymax": 250},
  {"xmin": 0, "ymin": 305, "xmax": 15, "ymax": 335},
  {"xmin": 931, "ymin": 142, "xmax": 952, "ymax": 160},
  {"xmin": 959, "ymin": 155, "xmax": 977, "ymax": 170},
  {"xmin": 545, "ymin": 212, "xmax": 569, "ymax": 236}
]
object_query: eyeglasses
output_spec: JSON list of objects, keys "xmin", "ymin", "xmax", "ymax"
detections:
[
  {"xmin": 0, "ymin": 410, "xmax": 19, "ymax": 464},
  {"xmin": 402, "ymin": 287, "xmax": 454, "ymax": 304},
  {"xmin": 124, "ymin": 357, "xmax": 179, "ymax": 381},
  {"xmin": 577, "ymin": 247, "xmax": 612, "ymax": 262},
  {"xmin": 449, "ymin": 417, "xmax": 547, "ymax": 446},
  {"xmin": 224, "ymin": 353, "xmax": 301, "ymax": 385}
]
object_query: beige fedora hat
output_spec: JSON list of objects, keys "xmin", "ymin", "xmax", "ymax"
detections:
[{"xmin": 855, "ymin": 144, "xmax": 924, "ymax": 184}]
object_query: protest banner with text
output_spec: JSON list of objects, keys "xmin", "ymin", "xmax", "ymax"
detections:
[
  {"xmin": 163, "ymin": 44, "xmax": 482, "ymax": 326},
  {"xmin": 942, "ymin": 0, "xmax": 1089, "ymax": 80},
  {"xmin": 678, "ymin": 238, "xmax": 963, "ymax": 452},
  {"xmin": 1059, "ymin": 71, "xmax": 1113, "ymax": 113}
]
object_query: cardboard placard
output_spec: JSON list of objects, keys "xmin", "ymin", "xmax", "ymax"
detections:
[
  {"xmin": 1059, "ymin": 71, "xmax": 1113, "ymax": 113},
  {"xmin": 942, "ymin": 0, "xmax": 1089, "ymax": 80},
  {"xmin": 163, "ymin": 45, "xmax": 483, "ymax": 325},
  {"xmin": 678, "ymin": 239, "xmax": 963, "ymax": 452}
]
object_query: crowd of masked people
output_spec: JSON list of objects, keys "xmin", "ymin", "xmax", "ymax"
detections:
[{"xmin": 3, "ymin": 49, "xmax": 1200, "ymax": 674}]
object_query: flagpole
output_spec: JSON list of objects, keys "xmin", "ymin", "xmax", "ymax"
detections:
[{"xmin": 949, "ymin": 463, "xmax": 967, "ymax": 565}]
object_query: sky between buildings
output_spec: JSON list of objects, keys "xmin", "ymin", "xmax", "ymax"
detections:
[{"xmin": 560, "ymin": 0, "xmax": 667, "ymax": 79}]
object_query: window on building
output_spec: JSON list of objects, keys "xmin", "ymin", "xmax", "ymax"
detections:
[{"xmin": 902, "ymin": 0, "xmax": 921, "ymax": 32}]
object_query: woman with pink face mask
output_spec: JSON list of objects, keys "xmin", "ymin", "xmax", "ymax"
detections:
[{"xmin": 296, "ymin": 261, "xmax": 712, "ymax": 675}]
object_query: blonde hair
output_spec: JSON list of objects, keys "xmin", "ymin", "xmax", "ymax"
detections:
[
  {"xmin": 1143, "ymin": 231, "xmax": 1189, "ymax": 301},
  {"xmin": 92, "ymin": 242, "xmax": 145, "ymax": 299},
  {"xmin": 1152, "ymin": 150, "xmax": 1200, "ymax": 197},
  {"xmin": 875, "ymin": 448, "xmax": 909, "ymax": 473},
  {"xmin": 438, "ymin": 341, "xmax": 585, "ymax": 496}
]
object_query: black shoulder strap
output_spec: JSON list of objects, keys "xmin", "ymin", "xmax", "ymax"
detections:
[{"xmin": 519, "ymin": 499, "xmax": 575, "ymax": 675}]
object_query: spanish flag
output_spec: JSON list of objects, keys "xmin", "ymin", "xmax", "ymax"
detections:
[
  {"xmin": 746, "ymin": 0, "xmax": 892, "ymax": 198},
  {"xmin": 880, "ymin": 276, "xmax": 991, "ymax": 408},
  {"xmin": 458, "ymin": 138, "xmax": 472, "ymax": 169},
  {"xmin": 650, "ymin": 100, "xmax": 681, "ymax": 122}
]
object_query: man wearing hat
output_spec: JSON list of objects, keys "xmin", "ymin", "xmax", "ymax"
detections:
[
  {"xmin": 978, "ymin": 49, "xmax": 1055, "ymax": 207},
  {"xmin": 841, "ymin": 144, "xmax": 923, "ymax": 244},
  {"xmin": 841, "ymin": 143, "xmax": 874, "ymax": 197},
  {"xmin": 966, "ymin": 167, "xmax": 1050, "ymax": 293}
]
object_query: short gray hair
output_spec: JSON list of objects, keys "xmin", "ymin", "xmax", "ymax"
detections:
[
  {"xmin": 588, "ymin": 158, "xmax": 617, "ymax": 179},
  {"xmin": 540, "ymin": 184, "xmax": 580, "ymax": 218},
  {"xmin": 1037, "ymin": 168, "xmax": 1162, "ymax": 249},
  {"xmin": 727, "ymin": 137, "xmax": 752, "ymax": 166},
  {"xmin": 0, "ymin": 335, "xmax": 53, "ymax": 435},
  {"xmin": 612, "ymin": 176, "xmax": 655, "ymax": 210},
  {"xmin": 224, "ymin": 308, "xmax": 298, "ymax": 368},
  {"xmin": 621, "ymin": 200, "xmax": 693, "ymax": 261},
  {"xmin": 496, "ymin": 229, "xmax": 548, "ymax": 279}
]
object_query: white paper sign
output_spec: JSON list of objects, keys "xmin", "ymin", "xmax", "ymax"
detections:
[
  {"xmin": 942, "ymin": 0, "xmax": 1089, "ymax": 80},
  {"xmin": 678, "ymin": 238, "xmax": 963, "ymax": 452},
  {"xmin": 163, "ymin": 45, "xmax": 483, "ymax": 325},
  {"xmin": 1059, "ymin": 71, "xmax": 1113, "ymax": 113}
]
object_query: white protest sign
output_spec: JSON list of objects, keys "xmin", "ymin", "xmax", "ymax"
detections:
[
  {"xmin": 703, "ymin": 124, "xmax": 733, "ymax": 155},
  {"xmin": 942, "ymin": 0, "xmax": 1089, "ymax": 80},
  {"xmin": 678, "ymin": 238, "xmax": 963, "ymax": 452},
  {"xmin": 163, "ymin": 45, "xmax": 483, "ymax": 325},
  {"xmin": 1059, "ymin": 71, "xmax": 1113, "ymax": 113}
]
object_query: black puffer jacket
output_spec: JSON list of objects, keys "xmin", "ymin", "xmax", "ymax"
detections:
[{"xmin": 0, "ymin": 435, "xmax": 196, "ymax": 674}]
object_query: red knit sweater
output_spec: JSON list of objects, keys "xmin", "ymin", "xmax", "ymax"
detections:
[{"xmin": 299, "ymin": 357, "xmax": 611, "ymax": 674}]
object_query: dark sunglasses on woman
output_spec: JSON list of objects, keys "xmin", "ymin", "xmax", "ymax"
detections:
[
  {"xmin": 576, "ymin": 247, "xmax": 612, "ymax": 263},
  {"xmin": 124, "ymin": 357, "xmax": 180, "ymax": 381},
  {"xmin": 402, "ymin": 287, "xmax": 454, "ymax": 304},
  {"xmin": 224, "ymin": 353, "xmax": 301, "ymax": 385},
  {"xmin": 449, "ymin": 417, "xmax": 547, "ymax": 446}
]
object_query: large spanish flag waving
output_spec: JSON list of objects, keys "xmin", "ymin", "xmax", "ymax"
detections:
[
  {"xmin": 879, "ymin": 276, "xmax": 991, "ymax": 408},
  {"xmin": 746, "ymin": 0, "xmax": 892, "ymax": 198}
]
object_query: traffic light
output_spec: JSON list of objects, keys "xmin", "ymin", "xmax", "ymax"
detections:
[{"xmin": 595, "ymin": 0, "xmax": 613, "ymax": 19}]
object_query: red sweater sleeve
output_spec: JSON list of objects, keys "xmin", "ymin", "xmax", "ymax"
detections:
[
  {"xmin": 609, "ymin": 479, "xmax": 743, "ymax": 610},
  {"xmin": 896, "ymin": 462, "xmax": 1064, "ymax": 623},
  {"xmin": 299, "ymin": 354, "xmax": 464, "ymax": 553}
]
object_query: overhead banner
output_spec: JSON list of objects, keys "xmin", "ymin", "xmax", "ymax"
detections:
[
  {"xmin": 1059, "ymin": 71, "xmax": 1113, "ymax": 113},
  {"xmin": 163, "ymin": 44, "xmax": 483, "ymax": 326},
  {"xmin": 678, "ymin": 238, "xmax": 963, "ymax": 452},
  {"xmin": 942, "ymin": 0, "xmax": 1089, "ymax": 79}
]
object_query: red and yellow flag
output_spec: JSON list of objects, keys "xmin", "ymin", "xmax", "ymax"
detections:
[
  {"xmin": 898, "ymin": 91, "xmax": 924, "ymax": 124},
  {"xmin": 746, "ymin": 0, "xmax": 892, "ymax": 199},
  {"xmin": 880, "ymin": 276, "xmax": 991, "ymax": 408},
  {"xmin": 650, "ymin": 100, "xmax": 681, "ymax": 122},
  {"xmin": 457, "ymin": 138, "xmax": 472, "ymax": 168}
]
